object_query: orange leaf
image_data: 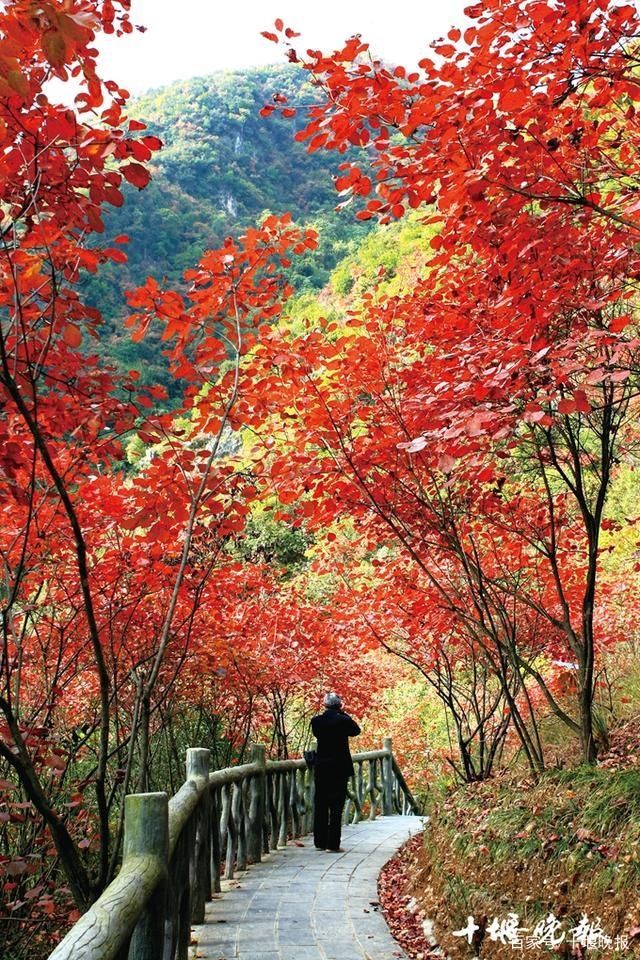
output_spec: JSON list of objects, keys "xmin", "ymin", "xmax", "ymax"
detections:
[{"xmin": 63, "ymin": 324, "xmax": 82, "ymax": 348}]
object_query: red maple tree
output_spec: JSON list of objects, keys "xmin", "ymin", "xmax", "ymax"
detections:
[{"xmin": 254, "ymin": 0, "xmax": 640, "ymax": 763}]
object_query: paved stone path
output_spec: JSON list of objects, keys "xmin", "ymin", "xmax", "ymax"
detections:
[{"xmin": 192, "ymin": 815, "xmax": 424, "ymax": 960}]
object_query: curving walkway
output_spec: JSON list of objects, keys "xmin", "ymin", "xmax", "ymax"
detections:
[{"xmin": 191, "ymin": 815, "xmax": 424, "ymax": 960}]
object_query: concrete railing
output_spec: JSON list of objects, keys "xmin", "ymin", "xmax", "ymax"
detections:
[{"xmin": 48, "ymin": 738, "xmax": 420, "ymax": 960}]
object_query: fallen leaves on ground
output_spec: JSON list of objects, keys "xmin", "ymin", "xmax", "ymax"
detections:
[{"xmin": 379, "ymin": 832, "xmax": 440, "ymax": 960}]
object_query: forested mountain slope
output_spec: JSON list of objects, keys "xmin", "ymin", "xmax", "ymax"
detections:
[{"xmin": 90, "ymin": 64, "xmax": 369, "ymax": 375}]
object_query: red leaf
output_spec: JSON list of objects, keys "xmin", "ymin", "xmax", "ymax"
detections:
[
  {"xmin": 573, "ymin": 390, "xmax": 591, "ymax": 413},
  {"xmin": 609, "ymin": 315, "xmax": 630, "ymax": 332},
  {"xmin": 104, "ymin": 186, "xmax": 124, "ymax": 207},
  {"xmin": 121, "ymin": 163, "xmax": 151, "ymax": 189},
  {"xmin": 557, "ymin": 397, "xmax": 576, "ymax": 415},
  {"xmin": 105, "ymin": 247, "xmax": 128, "ymax": 264},
  {"xmin": 467, "ymin": 179, "xmax": 488, "ymax": 201}
]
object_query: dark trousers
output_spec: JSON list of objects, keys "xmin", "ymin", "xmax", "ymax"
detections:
[{"xmin": 313, "ymin": 772, "xmax": 348, "ymax": 851}]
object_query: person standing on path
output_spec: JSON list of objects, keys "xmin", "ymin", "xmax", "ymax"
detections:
[{"xmin": 311, "ymin": 692, "xmax": 361, "ymax": 852}]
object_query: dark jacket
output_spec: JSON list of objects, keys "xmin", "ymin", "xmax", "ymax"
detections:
[{"xmin": 311, "ymin": 708, "xmax": 361, "ymax": 780}]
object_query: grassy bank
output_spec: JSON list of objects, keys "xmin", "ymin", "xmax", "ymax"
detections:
[{"xmin": 411, "ymin": 740, "xmax": 640, "ymax": 959}]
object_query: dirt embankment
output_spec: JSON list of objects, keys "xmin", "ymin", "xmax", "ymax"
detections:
[{"xmin": 380, "ymin": 723, "xmax": 640, "ymax": 960}]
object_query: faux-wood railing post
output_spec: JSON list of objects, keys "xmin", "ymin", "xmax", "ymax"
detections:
[
  {"xmin": 210, "ymin": 786, "xmax": 222, "ymax": 893},
  {"xmin": 368, "ymin": 759, "xmax": 378, "ymax": 820},
  {"xmin": 221, "ymin": 782, "xmax": 236, "ymax": 878},
  {"xmin": 304, "ymin": 766, "xmax": 314, "ymax": 835},
  {"xmin": 305, "ymin": 738, "xmax": 317, "ymax": 834},
  {"xmin": 355, "ymin": 761, "xmax": 364, "ymax": 822},
  {"xmin": 232, "ymin": 780, "xmax": 247, "ymax": 870},
  {"xmin": 382, "ymin": 737, "xmax": 394, "ymax": 816},
  {"xmin": 126, "ymin": 792, "xmax": 169, "ymax": 960},
  {"xmin": 187, "ymin": 748, "xmax": 211, "ymax": 924},
  {"xmin": 267, "ymin": 771, "xmax": 278, "ymax": 851},
  {"xmin": 277, "ymin": 771, "xmax": 289, "ymax": 847},
  {"xmin": 290, "ymin": 769, "xmax": 301, "ymax": 837},
  {"xmin": 248, "ymin": 744, "xmax": 266, "ymax": 863}
]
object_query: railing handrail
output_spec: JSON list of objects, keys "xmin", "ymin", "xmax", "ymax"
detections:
[
  {"xmin": 207, "ymin": 747, "xmax": 389, "ymax": 780},
  {"xmin": 209, "ymin": 759, "xmax": 261, "ymax": 785},
  {"xmin": 48, "ymin": 739, "xmax": 420, "ymax": 960}
]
